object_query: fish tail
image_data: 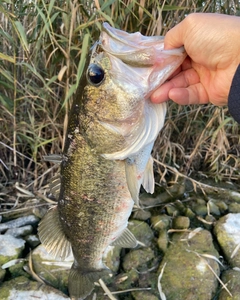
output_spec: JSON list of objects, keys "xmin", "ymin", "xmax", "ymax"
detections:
[{"xmin": 68, "ymin": 265, "xmax": 110, "ymax": 300}]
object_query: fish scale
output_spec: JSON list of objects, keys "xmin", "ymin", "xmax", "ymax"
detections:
[{"xmin": 38, "ymin": 22, "xmax": 186, "ymax": 299}]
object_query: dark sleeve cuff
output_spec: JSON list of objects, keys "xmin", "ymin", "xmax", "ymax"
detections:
[{"xmin": 228, "ymin": 64, "xmax": 240, "ymax": 124}]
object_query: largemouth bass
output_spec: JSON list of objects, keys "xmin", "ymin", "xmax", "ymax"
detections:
[{"xmin": 39, "ymin": 23, "xmax": 186, "ymax": 300}]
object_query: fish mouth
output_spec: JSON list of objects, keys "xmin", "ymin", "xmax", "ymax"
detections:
[{"xmin": 100, "ymin": 22, "xmax": 186, "ymax": 67}]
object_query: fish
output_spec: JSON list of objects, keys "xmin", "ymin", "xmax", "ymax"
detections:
[{"xmin": 38, "ymin": 23, "xmax": 186, "ymax": 300}]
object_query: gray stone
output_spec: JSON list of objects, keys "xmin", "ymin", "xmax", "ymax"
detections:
[
  {"xmin": 218, "ymin": 269, "xmax": 240, "ymax": 300},
  {"xmin": 0, "ymin": 215, "xmax": 39, "ymax": 232},
  {"xmin": 158, "ymin": 230, "xmax": 219, "ymax": 300},
  {"xmin": 32, "ymin": 243, "xmax": 121, "ymax": 294},
  {"xmin": 214, "ymin": 213, "xmax": 240, "ymax": 267},
  {"xmin": 31, "ymin": 244, "xmax": 72, "ymax": 294},
  {"xmin": 0, "ymin": 235, "xmax": 25, "ymax": 265},
  {"xmin": 0, "ymin": 276, "xmax": 69, "ymax": 299},
  {"xmin": 5, "ymin": 225, "xmax": 33, "ymax": 237},
  {"xmin": 24, "ymin": 234, "xmax": 40, "ymax": 248}
]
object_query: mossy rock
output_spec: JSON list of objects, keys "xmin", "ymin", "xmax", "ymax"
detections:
[
  {"xmin": 123, "ymin": 248, "xmax": 155, "ymax": 272},
  {"xmin": 218, "ymin": 269, "xmax": 240, "ymax": 300},
  {"xmin": 214, "ymin": 213, "xmax": 240, "ymax": 267},
  {"xmin": 158, "ymin": 230, "xmax": 219, "ymax": 300},
  {"xmin": 0, "ymin": 276, "xmax": 69, "ymax": 299},
  {"xmin": 31, "ymin": 244, "xmax": 71, "ymax": 294},
  {"xmin": 0, "ymin": 268, "xmax": 6, "ymax": 283},
  {"xmin": 132, "ymin": 290, "xmax": 159, "ymax": 300},
  {"xmin": 0, "ymin": 235, "xmax": 25, "ymax": 265},
  {"xmin": 128, "ymin": 220, "xmax": 154, "ymax": 247}
]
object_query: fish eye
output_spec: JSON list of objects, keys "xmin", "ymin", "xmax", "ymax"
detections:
[{"xmin": 87, "ymin": 64, "xmax": 105, "ymax": 86}]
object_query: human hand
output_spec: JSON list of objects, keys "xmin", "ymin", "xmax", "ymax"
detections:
[{"xmin": 150, "ymin": 13, "xmax": 240, "ymax": 106}]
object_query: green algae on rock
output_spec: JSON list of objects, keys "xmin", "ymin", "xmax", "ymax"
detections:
[
  {"xmin": 0, "ymin": 235, "xmax": 25, "ymax": 265},
  {"xmin": 158, "ymin": 230, "xmax": 220, "ymax": 300},
  {"xmin": 0, "ymin": 276, "xmax": 69, "ymax": 300},
  {"xmin": 218, "ymin": 269, "xmax": 240, "ymax": 300},
  {"xmin": 214, "ymin": 213, "xmax": 240, "ymax": 268}
]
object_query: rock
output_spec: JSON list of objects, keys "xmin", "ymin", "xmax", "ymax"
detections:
[
  {"xmin": 0, "ymin": 276, "xmax": 69, "ymax": 299},
  {"xmin": 165, "ymin": 205, "xmax": 179, "ymax": 216},
  {"xmin": 191, "ymin": 199, "xmax": 208, "ymax": 216},
  {"xmin": 208, "ymin": 200, "xmax": 221, "ymax": 215},
  {"xmin": 31, "ymin": 244, "xmax": 72, "ymax": 294},
  {"xmin": 128, "ymin": 220, "xmax": 154, "ymax": 247},
  {"xmin": 0, "ymin": 235, "xmax": 25, "ymax": 265},
  {"xmin": 102, "ymin": 245, "xmax": 121, "ymax": 273},
  {"xmin": 0, "ymin": 268, "xmax": 6, "ymax": 283},
  {"xmin": 123, "ymin": 247, "xmax": 155, "ymax": 272},
  {"xmin": 24, "ymin": 234, "xmax": 40, "ymax": 248},
  {"xmin": 32, "ymin": 206, "xmax": 48, "ymax": 219},
  {"xmin": 172, "ymin": 216, "xmax": 190, "ymax": 229},
  {"xmin": 0, "ymin": 215, "xmax": 39, "ymax": 233},
  {"xmin": 132, "ymin": 209, "xmax": 151, "ymax": 221},
  {"xmin": 215, "ymin": 200, "xmax": 228, "ymax": 213},
  {"xmin": 183, "ymin": 207, "xmax": 195, "ymax": 219},
  {"xmin": 151, "ymin": 215, "xmax": 171, "ymax": 232},
  {"xmin": 32, "ymin": 243, "xmax": 121, "ymax": 294},
  {"xmin": 113, "ymin": 269, "xmax": 139, "ymax": 290},
  {"xmin": 228, "ymin": 203, "xmax": 240, "ymax": 213},
  {"xmin": 158, "ymin": 230, "xmax": 220, "ymax": 300},
  {"xmin": 214, "ymin": 213, "xmax": 240, "ymax": 267},
  {"xmin": 132, "ymin": 290, "xmax": 158, "ymax": 300},
  {"xmin": 5, "ymin": 225, "xmax": 33, "ymax": 237},
  {"xmin": 8, "ymin": 261, "xmax": 29, "ymax": 278},
  {"xmin": 157, "ymin": 230, "xmax": 168, "ymax": 253},
  {"xmin": 218, "ymin": 269, "xmax": 240, "ymax": 300},
  {"xmin": 202, "ymin": 215, "xmax": 216, "ymax": 230}
]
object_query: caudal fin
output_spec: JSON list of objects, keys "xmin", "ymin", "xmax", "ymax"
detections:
[{"xmin": 68, "ymin": 266, "xmax": 110, "ymax": 300}]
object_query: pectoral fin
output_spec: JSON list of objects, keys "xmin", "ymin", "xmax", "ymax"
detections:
[
  {"xmin": 125, "ymin": 158, "xmax": 140, "ymax": 207},
  {"xmin": 38, "ymin": 206, "xmax": 71, "ymax": 260},
  {"xmin": 142, "ymin": 155, "xmax": 155, "ymax": 194},
  {"xmin": 112, "ymin": 228, "xmax": 138, "ymax": 248}
]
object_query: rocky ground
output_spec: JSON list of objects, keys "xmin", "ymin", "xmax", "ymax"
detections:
[{"xmin": 1, "ymin": 179, "xmax": 240, "ymax": 300}]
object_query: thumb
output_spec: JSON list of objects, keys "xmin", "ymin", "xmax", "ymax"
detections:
[{"xmin": 164, "ymin": 21, "xmax": 185, "ymax": 50}]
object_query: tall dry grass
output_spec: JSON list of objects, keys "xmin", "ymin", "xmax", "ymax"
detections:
[{"xmin": 0, "ymin": 0, "xmax": 240, "ymax": 202}]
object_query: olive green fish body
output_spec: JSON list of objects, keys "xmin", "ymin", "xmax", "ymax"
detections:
[
  {"xmin": 39, "ymin": 23, "xmax": 186, "ymax": 300},
  {"xmin": 59, "ymin": 134, "xmax": 133, "ymax": 271}
]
